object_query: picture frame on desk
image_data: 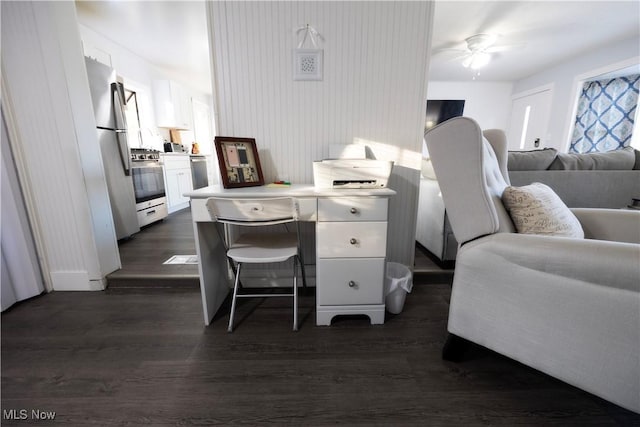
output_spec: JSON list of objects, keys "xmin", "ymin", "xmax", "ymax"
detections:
[{"xmin": 214, "ymin": 137, "xmax": 265, "ymax": 188}]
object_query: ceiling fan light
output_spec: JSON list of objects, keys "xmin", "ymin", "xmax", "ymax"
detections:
[{"xmin": 468, "ymin": 52, "xmax": 491, "ymax": 69}]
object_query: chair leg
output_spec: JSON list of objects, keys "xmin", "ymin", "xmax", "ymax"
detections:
[
  {"xmin": 442, "ymin": 333, "xmax": 470, "ymax": 362},
  {"xmin": 293, "ymin": 258, "xmax": 298, "ymax": 331},
  {"xmin": 227, "ymin": 263, "xmax": 242, "ymax": 333},
  {"xmin": 296, "ymin": 251, "xmax": 308, "ymax": 288}
]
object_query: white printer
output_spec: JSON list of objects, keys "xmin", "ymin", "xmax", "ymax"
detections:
[{"xmin": 312, "ymin": 159, "xmax": 394, "ymax": 189}]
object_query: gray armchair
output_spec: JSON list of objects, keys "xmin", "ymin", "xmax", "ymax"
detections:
[{"xmin": 425, "ymin": 117, "xmax": 640, "ymax": 413}]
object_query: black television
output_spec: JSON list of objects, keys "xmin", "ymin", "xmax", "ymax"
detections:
[{"xmin": 425, "ymin": 100, "xmax": 465, "ymax": 131}]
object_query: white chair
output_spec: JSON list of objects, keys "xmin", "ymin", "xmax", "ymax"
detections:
[{"xmin": 206, "ymin": 197, "xmax": 307, "ymax": 332}]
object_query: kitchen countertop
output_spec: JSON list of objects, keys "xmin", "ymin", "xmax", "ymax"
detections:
[{"xmin": 160, "ymin": 152, "xmax": 211, "ymax": 157}]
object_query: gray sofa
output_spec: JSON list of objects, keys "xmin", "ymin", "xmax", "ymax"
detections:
[{"xmin": 416, "ymin": 145, "xmax": 640, "ymax": 263}]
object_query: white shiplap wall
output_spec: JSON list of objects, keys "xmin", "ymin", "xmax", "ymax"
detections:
[
  {"xmin": 2, "ymin": 1, "xmax": 117, "ymax": 290},
  {"xmin": 207, "ymin": 1, "xmax": 433, "ymax": 266}
]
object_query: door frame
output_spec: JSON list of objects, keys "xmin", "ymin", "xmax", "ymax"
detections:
[{"xmin": 1, "ymin": 76, "xmax": 53, "ymax": 292}]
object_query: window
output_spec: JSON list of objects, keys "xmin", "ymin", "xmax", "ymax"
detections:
[
  {"xmin": 569, "ymin": 74, "xmax": 639, "ymax": 153},
  {"xmin": 122, "ymin": 79, "xmax": 161, "ymax": 150},
  {"xmin": 124, "ymin": 88, "xmax": 142, "ymax": 148}
]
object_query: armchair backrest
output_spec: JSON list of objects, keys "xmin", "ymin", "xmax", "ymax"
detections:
[
  {"xmin": 482, "ymin": 128, "xmax": 510, "ymax": 185},
  {"xmin": 425, "ymin": 117, "xmax": 515, "ymax": 245}
]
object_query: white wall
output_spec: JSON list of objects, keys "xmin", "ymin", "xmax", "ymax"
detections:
[
  {"xmin": 427, "ymin": 81, "xmax": 514, "ymax": 130},
  {"xmin": 513, "ymin": 36, "xmax": 640, "ymax": 151},
  {"xmin": 2, "ymin": 1, "xmax": 116, "ymax": 290},
  {"xmin": 208, "ymin": 1, "xmax": 434, "ymax": 266}
]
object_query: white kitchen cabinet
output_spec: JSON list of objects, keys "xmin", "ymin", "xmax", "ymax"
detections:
[
  {"xmin": 153, "ymin": 80, "xmax": 192, "ymax": 130},
  {"xmin": 315, "ymin": 197, "xmax": 390, "ymax": 325},
  {"xmin": 161, "ymin": 154, "xmax": 192, "ymax": 213}
]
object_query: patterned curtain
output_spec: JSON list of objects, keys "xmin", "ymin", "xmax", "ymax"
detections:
[{"xmin": 569, "ymin": 74, "xmax": 639, "ymax": 153}]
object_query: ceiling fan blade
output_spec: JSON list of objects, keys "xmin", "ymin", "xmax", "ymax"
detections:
[
  {"xmin": 431, "ymin": 48, "xmax": 471, "ymax": 64},
  {"xmin": 432, "ymin": 47, "xmax": 468, "ymax": 57},
  {"xmin": 446, "ymin": 52, "xmax": 472, "ymax": 63},
  {"xmin": 485, "ymin": 42, "xmax": 526, "ymax": 53}
]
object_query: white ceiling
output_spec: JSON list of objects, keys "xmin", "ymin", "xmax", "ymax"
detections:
[
  {"xmin": 75, "ymin": 1, "xmax": 640, "ymax": 93},
  {"xmin": 75, "ymin": 0, "xmax": 212, "ymax": 94},
  {"xmin": 430, "ymin": 1, "xmax": 640, "ymax": 81}
]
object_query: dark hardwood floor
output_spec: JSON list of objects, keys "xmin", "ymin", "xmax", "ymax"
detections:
[
  {"xmin": 3, "ymin": 281, "xmax": 638, "ymax": 425},
  {"xmin": 107, "ymin": 208, "xmax": 200, "ymax": 288},
  {"xmin": 3, "ymin": 209, "xmax": 636, "ymax": 425}
]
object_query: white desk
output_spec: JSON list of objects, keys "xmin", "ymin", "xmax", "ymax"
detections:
[{"xmin": 186, "ymin": 184, "xmax": 396, "ymax": 326}]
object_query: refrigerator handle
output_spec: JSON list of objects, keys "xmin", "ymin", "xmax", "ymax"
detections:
[
  {"xmin": 115, "ymin": 131, "xmax": 131, "ymax": 176},
  {"xmin": 112, "ymin": 82, "xmax": 129, "ymax": 130},
  {"xmin": 111, "ymin": 83, "xmax": 131, "ymax": 175}
]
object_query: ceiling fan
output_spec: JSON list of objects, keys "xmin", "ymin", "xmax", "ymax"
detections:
[{"xmin": 434, "ymin": 34, "xmax": 518, "ymax": 70}]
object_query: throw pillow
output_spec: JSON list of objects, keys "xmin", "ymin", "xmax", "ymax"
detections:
[
  {"xmin": 502, "ymin": 183, "xmax": 584, "ymax": 238},
  {"xmin": 507, "ymin": 148, "xmax": 558, "ymax": 171},
  {"xmin": 548, "ymin": 146, "xmax": 636, "ymax": 170}
]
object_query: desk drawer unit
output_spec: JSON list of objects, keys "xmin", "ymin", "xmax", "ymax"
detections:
[
  {"xmin": 316, "ymin": 196, "xmax": 389, "ymax": 326},
  {"xmin": 317, "ymin": 222, "xmax": 387, "ymax": 258},
  {"xmin": 318, "ymin": 197, "xmax": 388, "ymax": 221},
  {"xmin": 317, "ymin": 258, "xmax": 385, "ymax": 305}
]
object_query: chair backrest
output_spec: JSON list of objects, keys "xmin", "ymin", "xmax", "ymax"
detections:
[
  {"xmin": 425, "ymin": 117, "xmax": 515, "ymax": 246},
  {"xmin": 482, "ymin": 128, "xmax": 510, "ymax": 185},
  {"xmin": 206, "ymin": 197, "xmax": 300, "ymax": 226}
]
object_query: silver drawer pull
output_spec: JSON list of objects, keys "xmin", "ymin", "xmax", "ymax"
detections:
[
  {"xmin": 350, "ymin": 207, "xmax": 358, "ymax": 214},
  {"xmin": 348, "ymin": 281, "xmax": 356, "ymax": 288},
  {"xmin": 349, "ymin": 238, "xmax": 358, "ymax": 245}
]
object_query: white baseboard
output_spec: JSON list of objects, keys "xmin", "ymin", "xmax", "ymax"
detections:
[{"xmin": 50, "ymin": 271, "xmax": 104, "ymax": 291}]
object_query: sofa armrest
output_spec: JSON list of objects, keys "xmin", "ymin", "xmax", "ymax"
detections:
[{"xmin": 571, "ymin": 208, "xmax": 640, "ymax": 244}]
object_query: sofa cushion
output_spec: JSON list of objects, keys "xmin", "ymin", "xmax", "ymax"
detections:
[
  {"xmin": 634, "ymin": 149, "xmax": 640, "ymax": 170},
  {"xmin": 502, "ymin": 182, "xmax": 584, "ymax": 238},
  {"xmin": 548, "ymin": 146, "xmax": 636, "ymax": 170},
  {"xmin": 507, "ymin": 148, "xmax": 557, "ymax": 171}
]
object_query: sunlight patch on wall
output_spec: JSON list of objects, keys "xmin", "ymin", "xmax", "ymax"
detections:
[{"xmin": 352, "ymin": 137, "xmax": 422, "ymax": 170}]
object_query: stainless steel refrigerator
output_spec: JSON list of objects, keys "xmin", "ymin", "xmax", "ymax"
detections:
[{"xmin": 85, "ymin": 57, "xmax": 139, "ymax": 240}]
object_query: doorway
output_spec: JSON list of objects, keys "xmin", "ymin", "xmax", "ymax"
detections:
[
  {"xmin": 75, "ymin": 1, "xmax": 216, "ymax": 285},
  {"xmin": 507, "ymin": 85, "xmax": 553, "ymax": 151}
]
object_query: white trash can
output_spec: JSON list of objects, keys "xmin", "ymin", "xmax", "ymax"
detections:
[{"xmin": 384, "ymin": 262, "xmax": 413, "ymax": 314}]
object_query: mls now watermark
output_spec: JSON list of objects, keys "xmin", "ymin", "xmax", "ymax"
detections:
[{"xmin": 3, "ymin": 409, "xmax": 56, "ymax": 421}]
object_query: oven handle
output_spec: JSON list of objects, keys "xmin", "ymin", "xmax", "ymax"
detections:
[{"xmin": 131, "ymin": 162, "xmax": 164, "ymax": 168}]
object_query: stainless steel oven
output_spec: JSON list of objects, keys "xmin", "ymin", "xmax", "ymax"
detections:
[{"xmin": 131, "ymin": 149, "xmax": 168, "ymax": 227}]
